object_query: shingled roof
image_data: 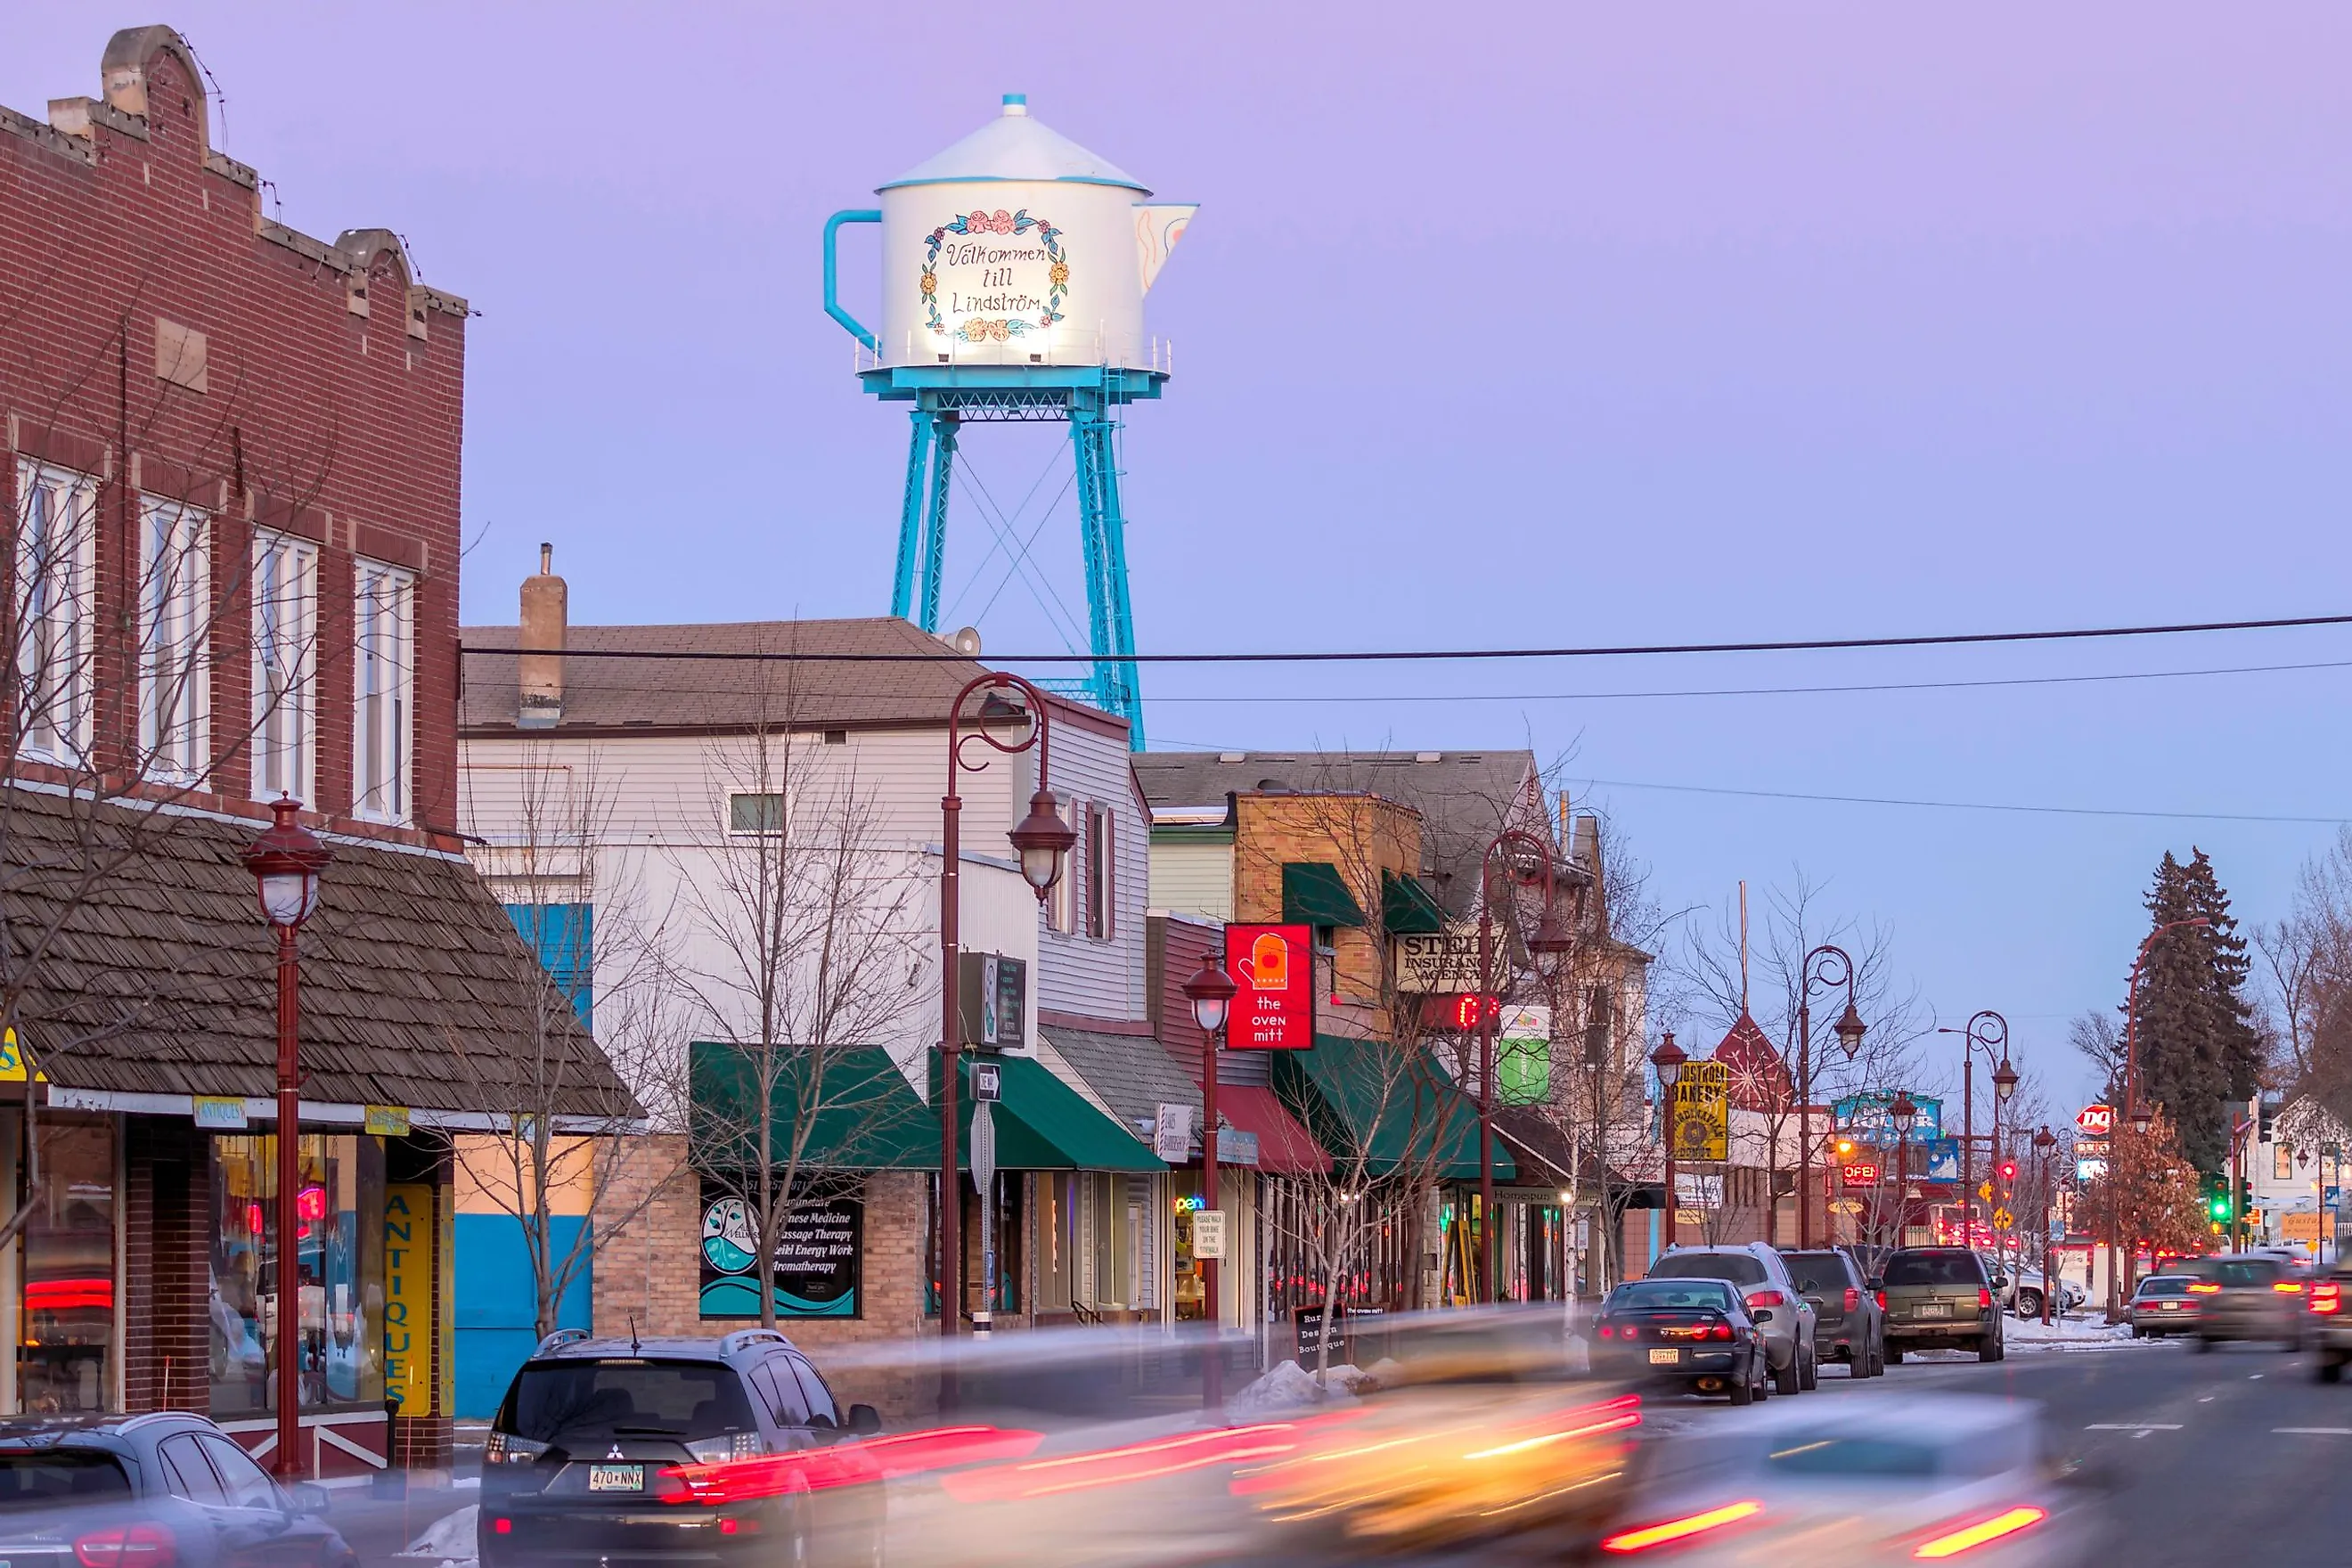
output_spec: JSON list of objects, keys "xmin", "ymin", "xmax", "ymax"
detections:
[
  {"xmin": 3, "ymin": 787, "xmax": 627, "ymax": 1115},
  {"xmin": 1134, "ymin": 750, "xmax": 1551, "ymax": 916},
  {"xmin": 461, "ymin": 618, "xmax": 992, "ymax": 736}
]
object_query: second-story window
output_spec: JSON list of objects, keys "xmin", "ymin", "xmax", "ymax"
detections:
[
  {"xmin": 251, "ymin": 531, "xmax": 315, "ymax": 802},
  {"xmin": 728, "ymin": 792, "xmax": 785, "ymax": 835},
  {"xmin": 1045, "ymin": 795, "xmax": 1076, "ymax": 935},
  {"xmin": 13, "ymin": 461, "xmax": 97, "ymax": 766},
  {"xmin": 1083, "ymin": 801, "xmax": 1115, "ymax": 940},
  {"xmin": 353, "ymin": 560, "xmax": 413, "ymax": 822},
  {"xmin": 138, "ymin": 497, "xmax": 210, "ymax": 783}
]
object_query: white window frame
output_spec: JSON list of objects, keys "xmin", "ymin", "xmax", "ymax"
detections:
[
  {"xmin": 353, "ymin": 559, "xmax": 414, "ymax": 823},
  {"xmin": 137, "ymin": 495, "xmax": 211, "ymax": 784},
  {"xmin": 1084, "ymin": 800, "xmax": 1115, "ymax": 942},
  {"xmin": 726, "ymin": 792, "xmax": 786, "ymax": 837},
  {"xmin": 12, "ymin": 461, "xmax": 98, "ymax": 766},
  {"xmin": 250, "ymin": 529, "xmax": 316, "ymax": 804}
]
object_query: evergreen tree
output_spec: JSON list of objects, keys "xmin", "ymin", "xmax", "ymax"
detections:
[{"xmin": 2127, "ymin": 850, "xmax": 2264, "ymax": 1174}]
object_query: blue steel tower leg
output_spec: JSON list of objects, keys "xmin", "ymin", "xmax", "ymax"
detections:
[
  {"xmin": 919, "ymin": 412, "xmax": 958, "ymax": 633},
  {"xmin": 891, "ymin": 411, "xmax": 934, "ymax": 622},
  {"xmin": 1069, "ymin": 398, "xmax": 1144, "ymax": 749}
]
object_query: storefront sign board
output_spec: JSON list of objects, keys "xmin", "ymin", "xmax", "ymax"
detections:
[
  {"xmin": 1154, "ymin": 1103, "xmax": 1192, "ymax": 1162},
  {"xmin": 1670, "ymin": 1061, "xmax": 1729, "ymax": 1161},
  {"xmin": 1227, "ymin": 925, "xmax": 1314, "ymax": 1049},
  {"xmin": 1394, "ymin": 922, "xmax": 1482, "ymax": 993},
  {"xmin": 364, "ymin": 1105, "xmax": 411, "ymax": 1137},
  {"xmin": 383, "ymin": 1182, "xmax": 434, "ymax": 1414},
  {"xmin": 193, "ymin": 1095, "xmax": 249, "ymax": 1131},
  {"xmin": 698, "ymin": 1182, "xmax": 862, "ymax": 1319}
]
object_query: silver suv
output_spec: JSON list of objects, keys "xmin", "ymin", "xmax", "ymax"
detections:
[{"xmin": 1642, "ymin": 1242, "xmax": 1820, "ymax": 1395}]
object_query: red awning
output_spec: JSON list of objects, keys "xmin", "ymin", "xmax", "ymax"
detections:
[{"xmin": 1214, "ymin": 1084, "xmax": 1329, "ymax": 1175}]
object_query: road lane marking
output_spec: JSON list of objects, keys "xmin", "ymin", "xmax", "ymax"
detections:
[
  {"xmin": 2274, "ymin": 1427, "xmax": 2352, "ymax": 1435},
  {"xmin": 2084, "ymin": 1424, "xmax": 2182, "ymax": 1431}
]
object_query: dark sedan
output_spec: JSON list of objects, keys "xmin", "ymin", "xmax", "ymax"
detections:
[
  {"xmin": 0, "ymin": 1412, "xmax": 354, "ymax": 1568},
  {"xmin": 1590, "ymin": 1279, "xmax": 1771, "ymax": 1403}
]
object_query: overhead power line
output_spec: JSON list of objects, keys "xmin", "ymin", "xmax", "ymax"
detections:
[
  {"xmin": 458, "ymin": 608, "xmax": 2352, "ymax": 667},
  {"xmin": 1571, "ymin": 776, "xmax": 2352, "ymax": 827}
]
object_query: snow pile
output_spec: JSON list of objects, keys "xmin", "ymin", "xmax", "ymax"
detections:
[
  {"xmin": 399, "ymin": 1504, "xmax": 478, "ymax": 1568},
  {"xmin": 1229, "ymin": 1359, "xmax": 1366, "ymax": 1412},
  {"xmin": 2006, "ymin": 1314, "xmax": 2139, "ymax": 1350}
]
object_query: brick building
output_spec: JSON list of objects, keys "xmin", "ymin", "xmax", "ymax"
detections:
[{"xmin": 1, "ymin": 27, "xmax": 621, "ymax": 1472}]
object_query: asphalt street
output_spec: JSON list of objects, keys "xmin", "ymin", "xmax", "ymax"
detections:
[{"xmin": 1669, "ymin": 1335, "xmax": 2352, "ymax": 1565}]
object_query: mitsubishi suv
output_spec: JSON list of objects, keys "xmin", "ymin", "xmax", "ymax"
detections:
[{"xmin": 479, "ymin": 1328, "xmax": 886, "ymax": 1568}]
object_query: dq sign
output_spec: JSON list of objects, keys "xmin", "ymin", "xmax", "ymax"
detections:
[{"xmin": 2077, "ymin": 1103, "xmax": 2114, "ymax": 1137}]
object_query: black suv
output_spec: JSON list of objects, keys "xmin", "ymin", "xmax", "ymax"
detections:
[
  {"xmin": 0, "ymin": 1412, "xmax": 353, "ymax": 1568},
  {"xmin": 479, "ymin": 1329, "xmax": 886, "ymax": 1568},
  {"xmin": 1779, "ymin": 1248, "xmax": 1885, "ymax": 1377}
]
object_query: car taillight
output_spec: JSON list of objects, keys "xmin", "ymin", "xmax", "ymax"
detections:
[
  {"xmin": 1597, "ymin": 1322, "xmax": 1615, "ymax": 1339},
  {"xmin": 2313, "ymin": 1285, "xmax": 2341, "ymax": 1316},
  {"xmin": 490, "ymin": 1519, "xmax": 512, "ymax": 1536},
  {"xmin": 74, "ymin": 1525, "xmax": 175, "ymax": 1568},
  {"xmin": 1709, "ymin": 1322, "xmax": 1734, "ymax": 1341},
  {"xmin": 1745, "ymin": 1290, "xmax": 1785, "ymax": 1309},
  {"xmin": 1875, "ymin": 1290, "xmax": 1887, "ymax": 1311},
  {"xmin": 2276, "ymin": 1281, "xmax": 2306, "ymax": 1294},
  {"xmin": 1978, "ymin": 1288, "xmax": 1993, "ymax": 1311},
  {"xmin": 1912, "ymin": 1505, "xmax": 2047, "ymax": 1559},
  {"xmin": 2188, "ymin": 1282, "xmax": 2221, "ymax": 1294},
  {"xmin": 1843, "ymin": 1287, "xmax": 1860, "ymax": 1312},
  {"xmin": 1601, "ymin": 1500, "xmax": 1765, "ymax": 1554}
]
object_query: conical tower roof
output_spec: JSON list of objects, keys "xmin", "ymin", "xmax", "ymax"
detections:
[
  {"xmin": 1711, "ymin": 1010, "xmax": 1793, "ymax": 1112},
  {"xmin": 881, "ymin": 94, "xmax": 1149, "ymax": 193}
]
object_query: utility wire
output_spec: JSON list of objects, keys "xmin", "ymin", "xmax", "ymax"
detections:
[
  {"xmin": 1569, "ymin": 776, "xmax": 2352, "ymax": 827},
  {"xmin": 458, "ymin": 608, "xmax": 2352, "ymax": 666}
]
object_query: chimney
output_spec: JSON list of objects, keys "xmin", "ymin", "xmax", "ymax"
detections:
[{"xmin": 519, "ymin": 542, "xmax": 566, "ymax": 729}]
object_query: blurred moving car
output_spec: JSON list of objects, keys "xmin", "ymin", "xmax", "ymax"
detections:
[
  {"xmin": 2181, "ymin": 1252, "xmax": 2305, "ymax": 1352},
  {"xmin": 1590, "ymin": 1279, "xmax": 1772, "ymax": 1403},
  {"xmin": 1878, "ymin": 1248, "xmax": 2005, "ymax": 1363},
  {"xmin": 0, "ymin": 1411, "xmax": 354, "ymax": 1568},
  {"xmin": 478, "ymin": 1327, "xmax": 886, "ymax": 1568},
  {"xmin": 2307, "ymin": 1269, "xmax": 2352, "ymax": 1381},
  {"xmin": 1643, "ymin": 1244, "xmax": 1819, "ymax": 1394},
  {"xmin": 1598, "ymin": 1392, "xmax": 2096, "ymax": 1564},
  {"xmin": 2127, "ymin": 1274, "xmax": 2201, "ymax": 1338},
  {"xmin": 1780, "ymin": 1249, "xmax": 1884, "ymax": 1377}
]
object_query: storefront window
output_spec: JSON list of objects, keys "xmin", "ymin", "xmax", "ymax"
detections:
[
  {"xmin": 20, "ymin": 1116, "xmax": 116, "ymax": 1413},
  {"xmin": 209, "ymin": 1134, "xmax": 385, "ymax": 1417}
]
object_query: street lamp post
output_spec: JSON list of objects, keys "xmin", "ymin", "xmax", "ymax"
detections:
[
  {"xmin": 1182, "ymin": 951, "xmax": 1237, "ymax": 1409},
  {"xmin": 1473, "ymin": 829, "xmax": 1576, "ymax": 1303},
  {"xmin": 1936, "ymin": 1011, "xmax": 2014, "ymax": 1255},
  {"xmin": 938, "ymin": 675, "xmax": 1075, "ymax": 1344},
  {"xmin": 1795, "ymin": 946, "xmax": 1866, "ymax": 1251},
  {"xmin": 240, "ymin": 796, "xmax": 331, "ymax": 1481},
  {"xmin": 2033, "ymin": 1124, "xmax": 2058, "ymax": 1326},
  {"xmin": 1890, "ymin": 1090, "xmax": 1919, "ymax": 1249},
  {"xmin": 2112, "ymin": 917, "xmax": 2209, "ymax": 1314},
  {"xmin": 1652, "ymin": 1035, "xmax": 1688, "ymax": 1251}
]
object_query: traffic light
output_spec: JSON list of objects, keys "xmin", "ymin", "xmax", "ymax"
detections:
[
  {"xmin": 1997, "ymin": 1160, "xmax": 2017, "ymax": 1184},
  {"xmin": 2207, "ymin": 1175, "xmax": 2233, "ymax": 1226}
]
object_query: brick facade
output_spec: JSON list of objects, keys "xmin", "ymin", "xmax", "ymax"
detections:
[
  {"xmin": 1, "ymin": 27, "xmax": 469, "ymax": 847},
  {"xmin": 121, "ymin": 1116, "xmax": 207, "ymax": 1414}
]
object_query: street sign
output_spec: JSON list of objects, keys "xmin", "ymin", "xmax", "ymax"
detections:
[
  {"xmin": 1194, "ymin": 1208, "xmax": 1227, "ymax": 1260},
  {"xmin": 1978, "ymin": 1180, "xmax": 1994, "ymax": 1203},
  {"xmin": 2077, "ymin": 1104, "xmax": 2113, "ymax": 1137},
  {"xmin": 972, "ymin": 1059, "xmax": 1002, "ymax": 1102},
  {"xmin": 1993, "ymin": 1208, "xmax": 2014, "ymax": 1231}
]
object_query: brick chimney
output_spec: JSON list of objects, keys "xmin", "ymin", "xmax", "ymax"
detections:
[{"xmin": 519, "ymin": 543, "xmax": 566, "ymax": 729}]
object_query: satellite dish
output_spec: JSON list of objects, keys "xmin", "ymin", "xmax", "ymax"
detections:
[{"xmin": 951, "ymin": 626, "xmax": 984, "ymax": 657}]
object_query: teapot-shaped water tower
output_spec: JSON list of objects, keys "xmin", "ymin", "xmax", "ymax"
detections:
[{"xmin": 825, "ymin": 94, "xmax": 1195, "ymax": 747}]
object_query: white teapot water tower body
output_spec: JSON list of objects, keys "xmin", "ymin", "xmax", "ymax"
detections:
[{"xmin": 826, "ymin": 94, "xmax": 1194, "ymax": 747}]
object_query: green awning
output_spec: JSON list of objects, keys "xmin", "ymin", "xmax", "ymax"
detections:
[
  {"xmin": 1381, "ymin": 870, "xmax": 1449, "ymax": 935},
  {"xmin": 689, "ymin": 1042, "xmax": 934, "ymax": 1169},
  {"xmin": 1283, "ymin": 862, "xmax": 1366, "ymax": 927},
  {"xmin": 689, "ymin": 1044, "xmax": 1161, "ymax": 1172},
  {"xmin": 1272, "ymin": 1035, "xmax": 1509, "ymax": 1181},
  {"xmin": 935, "ymin": 1053, "xmax": 1164, "ymax": 1172}
]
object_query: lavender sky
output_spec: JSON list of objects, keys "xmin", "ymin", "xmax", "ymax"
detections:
[{"xmin": 12, "ymin": 3, "xmax": 2352, "ymax": 1107}]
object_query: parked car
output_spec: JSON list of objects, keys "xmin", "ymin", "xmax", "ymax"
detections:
[
  {"xmin": 2002, "ymin": 1271, "xmax": 2081, "ymax": 1319},
  {"xmin": 1877, "ymin": 1247, "xmax": 2005, "ymax": 1362},
  {"xmin": 1642, "ymin": 1243, "xmax": 1818, "ymax": 1394},
  {"xmin": 2181, "ymin": 1252, "xmax": 2305, "ymax": 1352},
  {"xmin": 1778, "ymin": 1248, "xmax": 1884, "ymax": 1377},
  {"xmin": 1590, "ymin": 1279, "xmax": 1774, "ymax": 1403},
  {"xmin": 478, "ymin": 1328, "xmax": 886, "ymax": 1568},
  {"xmin": 2128, "ymin": 1274, "xmax": 2201, "ymax": 1338},
  {"xmin": 0, "ymin": 1411, "xmax": 354, "ymax": 1568}
]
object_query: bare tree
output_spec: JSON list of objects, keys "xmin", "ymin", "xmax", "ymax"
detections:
[
  {"xmin": 676, "ymin": 670, "xmax": 928, "ymax": 1333},
  {"xmin": 453, "ymin": 744, "xmax": 683, "ymax": 1339},
  {"xmin": 2070, "ymin": 1010, "xmax": 2126, "ymax": 1103}
]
